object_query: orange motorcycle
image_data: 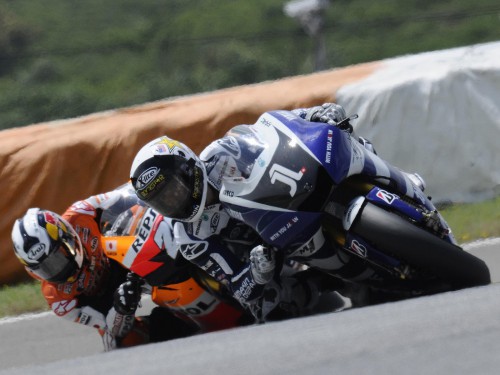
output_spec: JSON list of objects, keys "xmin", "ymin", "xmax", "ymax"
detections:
[{"xmin": 99, "ymin": 186, "xmax": 253, "ymax": 334}]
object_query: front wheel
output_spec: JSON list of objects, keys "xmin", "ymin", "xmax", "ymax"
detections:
[{"xmin": 350, "ymin": 202, "xmax": 491, "ymax": 288}]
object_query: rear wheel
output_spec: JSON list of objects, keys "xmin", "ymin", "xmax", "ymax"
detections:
[{"xmin": 350, "ymin": 202, "xmax": 491, "ymax": 288}]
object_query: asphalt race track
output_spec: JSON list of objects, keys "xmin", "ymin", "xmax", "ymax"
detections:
[{"xmin": 1, "ymin": 239, "xmax": 499, "ymax": 375}]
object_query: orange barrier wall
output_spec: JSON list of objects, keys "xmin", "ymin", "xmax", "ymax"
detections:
[{"xmin": 0, "ymin": 61, "xmax": 379, "ymax": 285}]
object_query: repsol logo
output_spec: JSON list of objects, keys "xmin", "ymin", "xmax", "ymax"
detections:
[{"xmin": 131, "ymin": 209, "xmax": 158, "ymax": 253}]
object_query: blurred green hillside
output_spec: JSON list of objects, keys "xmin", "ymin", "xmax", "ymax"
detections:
[{"xmin": 0, "ymin": 0, "xmax": 499, "ymax": 129}]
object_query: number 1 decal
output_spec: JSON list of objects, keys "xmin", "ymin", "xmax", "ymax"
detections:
[{"xmin": 269, "ymin": 163, "xmax": 304, "ymax": 197}]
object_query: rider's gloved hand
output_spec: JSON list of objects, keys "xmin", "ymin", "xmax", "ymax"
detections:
[
  {"xmin": 114, "ymin": 273, "xmax": 144, "ymax": 315},
  {"xmin": 305, "ymin": 103, "xmax": 347, "ymax": 126},
  {"xmin": 250, "ymin": 245, "xmax": 275, "ymax": 285}
]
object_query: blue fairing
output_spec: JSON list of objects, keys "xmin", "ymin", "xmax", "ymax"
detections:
[
  {"xmin": 220, "ymin": 110, "xmax": 439, "ymax": 249},
  {"xmin": 226, "ymin": 204, "xmax": 323, "ymax": 249},
  {"xmin": 270, "ymin": 111, "xmax": 352, "ymax": 185},
  {"xmin": 270, "ymin": 111, "xmax": 424, "ymax": 201}
]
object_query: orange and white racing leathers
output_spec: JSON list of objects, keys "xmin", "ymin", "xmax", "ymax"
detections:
[{"xmin": 35, "ymin": 190, "xmax": 142, "ymax": 351}]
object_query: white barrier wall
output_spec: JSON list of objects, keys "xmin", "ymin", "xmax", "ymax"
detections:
[{"xmin": 337, "ymin": 41, "xmax": 500, "ymax": 203}]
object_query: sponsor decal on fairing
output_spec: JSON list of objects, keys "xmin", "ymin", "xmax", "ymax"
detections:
[
  {"xmin": 130, "ymin": 209, "xmax": 158, "ymax": 253},
  {"xmin": 104, "ymin": 239, "xmax": 118, "ymax": 255},
  {"xmin": 270, "ymin": 216, "xmax": 299, "ymax": 241},
  {"xmin": 269, "ymin": 164, "xmax": 305, "ymax": 197},
  {"xmin": 349, "ymin": 239, "xmax": 368, "ymax": 258},
  {"xmin": 376, "ymin": 190, "xmax": 397, "ymax": 205},
  {"xmin": 325, "ymin": 129, "xmax": 333, "ymax": 164},
  {"xmin": 121, "ymin": 209, "xmax": 159, "ymax": 268}
]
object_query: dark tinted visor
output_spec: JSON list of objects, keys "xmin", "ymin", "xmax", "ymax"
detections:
[
  {"xmin": 143, "ymin": 173, "xmax": 192, "ymax": 219},
  {"xmin": 30, "ymin": 242, "xmax": 79, "ymax": 282}
]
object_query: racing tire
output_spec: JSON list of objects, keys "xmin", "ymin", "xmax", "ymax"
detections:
[{"xmin": 350, "ymin": 202, "xmax": 491, "ymax": 288}]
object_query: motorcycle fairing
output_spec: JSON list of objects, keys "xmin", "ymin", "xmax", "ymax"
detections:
[
  {"xmin": 220, "ymin": 111, "xmax": 427, "ymax": 249},
  {"xmin": 270, "ymin": 111, "xmax": 423, "ymax": 201},
  {"xmin": 344, "ymin": 232, "xmax": 402, "ymax": 271},
  {"xmin": 221, "ymin": 111, "xmax": 426, "ymax": 207},
  {"xmin": 102, "ymin": 208, "xmax": 189, "ymax": 286},
  {"xmin": 365, "ymin": 186, "xmax": 456, "ymax": 244},
  {"xmin": 366, "ymin": 187, "xmax": 425, "ymax": 222},
  {"xmin": 227, "ymin": 204, "xmax": 324, "ymax": 249},
  {"xmin": 219, "ymin": 112, "xmax": 327, "ymax": 247}
]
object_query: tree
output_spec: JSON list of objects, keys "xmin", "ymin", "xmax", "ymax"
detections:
[{"xmin": 0, "ymin": 7, "xmax": 33, "ymax": 76}]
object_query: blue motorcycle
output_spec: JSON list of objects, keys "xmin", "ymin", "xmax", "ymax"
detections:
[{"xmin": 219, "ymin": 110, "xmax": 490, "ymax": 299}]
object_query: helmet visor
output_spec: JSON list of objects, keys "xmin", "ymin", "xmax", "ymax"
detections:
[
  {"xmin": 30, "ymin": 242, "xmax": 80, "ymax": 283},
  {"xmin": 134, "ymin": 154, "xmax": 206, "ymax": 221},
  {"xmin": 144, "ymin": 173, "xmax": 193, "ymax": 219}
]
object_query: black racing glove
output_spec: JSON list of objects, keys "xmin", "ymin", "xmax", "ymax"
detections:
[{"xmin": 113, "ymin": 273, "xmax": 144, "ymax": 315}]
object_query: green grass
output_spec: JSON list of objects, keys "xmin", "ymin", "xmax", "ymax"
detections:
[
  {"xmin": 1, "ymin": 196, "xmax": 499, "ymax": 319},
  {"xmin": 0, "ymin": 282, "xmax": 48, "ymax": 318},
  {"xmin": 440, "ymin": 196, "xmax": 500, "ymax": 243}
]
